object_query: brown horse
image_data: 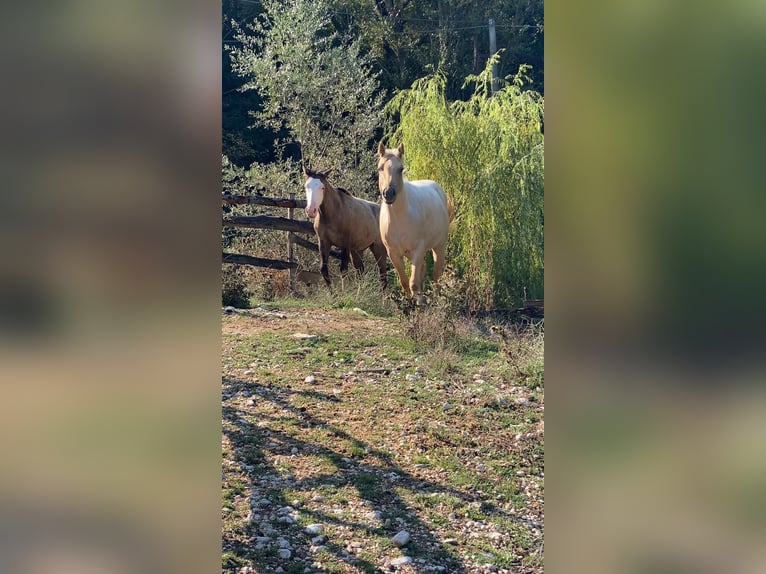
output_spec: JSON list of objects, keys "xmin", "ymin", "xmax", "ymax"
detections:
[
  {"xmin": 377, "ymin": 142, "xmax": 453, "ymax": 305},
  {"xmin": 303, "ymin": 165, "xmax": 388, "ymax": 288}
]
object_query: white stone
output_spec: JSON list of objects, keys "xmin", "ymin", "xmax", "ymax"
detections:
[
  {"xmin": 276, "ymin": 538, "xmax": 291, "ymax": 548},
  {"xmin": 392, "ymin": 531, "xmax": 410, "ymax": 546},
  {"xmin": 277, "ymin": 548, "xmax": 291, "ymax": 559},
  {"xmin": 305, "ymin": 524, "xmax": 323, "ymax": 535},
  {"xmin": 304, "ymin": 375, "xmax": 317, "ymax": 383},
  {"xmin": 390, "ymin": 556, "xmax": 412, "ymax": 567},
  {"xmin": 293, "ymin": 333, "xmax": 319, "ymax": 342}
]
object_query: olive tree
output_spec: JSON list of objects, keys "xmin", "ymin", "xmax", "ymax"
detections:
[{"xmin": 229, "ymin": 0, "xmax": 384, "ymax": 197}]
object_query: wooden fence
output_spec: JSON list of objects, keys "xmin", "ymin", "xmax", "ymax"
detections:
[
  {"xmin": 222, "ymin": 193, "xmax": 544, "ymax": 315},
  {"xmin": 222, "ymin": 193, "xmax": 342, "ymax": 287}
]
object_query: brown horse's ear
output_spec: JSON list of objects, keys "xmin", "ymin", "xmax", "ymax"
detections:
[
  {"xmin": 321, "ymin": 167, "xmax": 333, "ymax": 177},
  {"xmin": 396, "ymin": 142, "xmax": 404, "ymax": 157},
  {"xmin": 377, "ymin": 141, "xmax": 386, "ymax": 157}
]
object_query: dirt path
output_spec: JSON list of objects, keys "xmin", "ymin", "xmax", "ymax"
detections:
[
  {"xmin": 222, "ymin": 306, "xmax": 392, "ymax": 338},
  {"xmin": 222, "ymin": 306, "xmax": 544, "ymax": 574}
]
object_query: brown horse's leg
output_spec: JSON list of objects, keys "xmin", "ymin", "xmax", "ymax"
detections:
[
  {"xmin": 371, "ymin": 243, "xmax": 388, "ymax": 289},
  {"xmin": 389, "ymin": 253, "xmax": 411, "ymax": 299},
  {"xmin": 318, "ymin": 237, "xmax": 332, "ymax": 287},
  {"xmin": 339, "ymin": 249, "xmax": 351, "ymax": 276},
  {"xmin": 350, "ymin": 251, "xmax": 365, "ymax": 275}
]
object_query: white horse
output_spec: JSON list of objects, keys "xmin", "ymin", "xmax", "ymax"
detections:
[{"xmin": 376, "ymin": 142, "xmax": 453, "ymax": 305}]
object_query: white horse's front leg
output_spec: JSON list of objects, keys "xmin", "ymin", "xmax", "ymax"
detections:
[
  {"xmin": 409, "ymin": 249, "xmax": 427, "ymax": 306},
  {"xmin": 389, "ymin": 252, "xmax": 411, "ymax": 299}
]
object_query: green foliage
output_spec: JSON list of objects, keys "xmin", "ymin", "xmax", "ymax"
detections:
[
  {"xmin": 327, "ymin": 0, "xmax": 544, "ymax": 98},
  {"xmin": 222, "ymin": 265, "xmax": 252, "ymax": 308},
  {"xmin": 222, "ymin": 0, "xmax": 544, "ymax": 163},
  {"xmin": 229, "ymin": 0, "xmax": 384, "ymax": 196},
  {"xmin": 386, "ymin": 59, "xmax": 544, "ymax": 309}
]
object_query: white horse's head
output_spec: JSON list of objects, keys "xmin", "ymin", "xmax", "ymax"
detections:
[
  {"xmin": 302, "ymin": 165, "xmax": 332, "ymax": 218},
  {"xmin": 377, "ymin": 142, "xmax": 405, "ymax": 205}
]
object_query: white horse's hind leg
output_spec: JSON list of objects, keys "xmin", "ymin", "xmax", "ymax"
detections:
[
  {"xmin": 431, "ymin": 243, "xmax": 448, "ymax": 299},
  {"xmin": 431, "ymin": 243, "xmax": 447, "ymax": 283}
]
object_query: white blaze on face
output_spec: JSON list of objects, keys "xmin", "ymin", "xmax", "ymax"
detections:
[{"xmin": 304, "ymin": 177, "xmax": 324, "ymax": 218}]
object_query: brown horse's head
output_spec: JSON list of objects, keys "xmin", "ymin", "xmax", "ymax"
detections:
[
  {"xmin": 377, "ymin": 142, "xmax": 405, "ymax": 205},
  {"xmin": 302, "ymin": 165, "xmax": 332, "ymax": 218}
]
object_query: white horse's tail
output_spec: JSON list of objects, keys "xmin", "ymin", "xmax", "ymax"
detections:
[{"xmin": 446, "ymin": 194, "xmax": 456, "ymax": 233}]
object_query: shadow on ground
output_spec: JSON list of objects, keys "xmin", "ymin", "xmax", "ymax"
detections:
[{"xmin": 222, "ymin": 375, "xmax": 483, "ymax": 573}]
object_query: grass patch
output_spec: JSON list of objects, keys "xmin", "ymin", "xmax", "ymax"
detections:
[{"xmin": 257, "ymin": 270, "xmax": 397, "ymax": 317}]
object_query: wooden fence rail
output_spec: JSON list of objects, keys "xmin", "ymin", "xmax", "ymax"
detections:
[
  {"xmin": 222, "ymin": 214, "xmax": 314, "ymax": 235},
  {"xmin": 292, "ymin": 234, "xmax": 343, "ymax": 260},
  {"xmin": 222, "ymin": 252, "xmax": 296, "ymax": 269},
  {"xmin": 222, "ymin": 194, "xmax": 307, "ymax": 209},
  {"xmin": 222, "ymin": 194, "xmax": 344, "ymax": 278}
]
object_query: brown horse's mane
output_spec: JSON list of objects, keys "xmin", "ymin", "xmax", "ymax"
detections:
[{"xmin": 304, "ymin": 167, "xmax": 352, "ymax": 196}]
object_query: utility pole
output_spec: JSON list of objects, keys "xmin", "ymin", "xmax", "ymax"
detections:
[{"xmin": 488, "ymin": 18, "xmax": 498, "ymax": 95}]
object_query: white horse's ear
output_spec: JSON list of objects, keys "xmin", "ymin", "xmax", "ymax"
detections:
[
  {"xmin": 396, "ymin": 143, "xmax": 404, "ymax": 157},
  {"xmin": 377, "ymin": 142, "xmax": 386, "ymax": 157},
  {"xmin": 302, "ymin": 163, "xmax": 310, "ymax": 177}
]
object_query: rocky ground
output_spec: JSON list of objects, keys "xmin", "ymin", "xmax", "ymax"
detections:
[{"xmin": 222, "ymin": 305, "xmax": 544, "ymax": 574}]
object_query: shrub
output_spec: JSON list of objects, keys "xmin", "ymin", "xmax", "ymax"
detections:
[
  {"xmin": 222, "ymin": 265, "xmax": 252, "ymax": 308},
  {"xmin": 385, "ymin": 59, "xmax": 544, "ymax": 309}
]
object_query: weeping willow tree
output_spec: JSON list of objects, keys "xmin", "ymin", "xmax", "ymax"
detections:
[{"xmin": 386, "ymin": 59, "xmax": 544, "ymax": 309}]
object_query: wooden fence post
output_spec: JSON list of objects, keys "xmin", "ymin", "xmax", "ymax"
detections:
[{"xmin": 288, "ymin": 192, "xmax": 296, "ymax": 291}]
